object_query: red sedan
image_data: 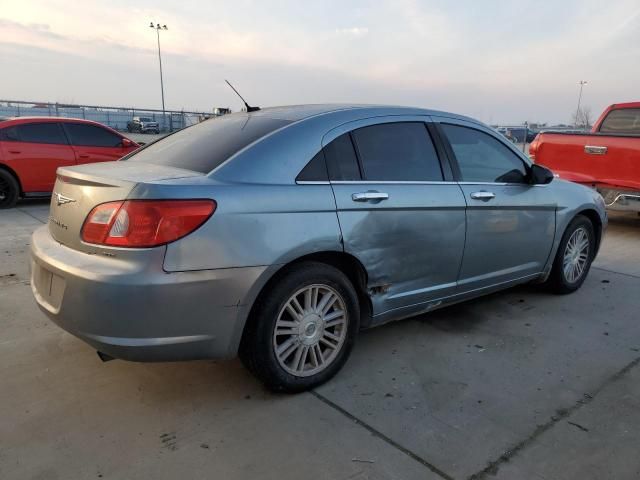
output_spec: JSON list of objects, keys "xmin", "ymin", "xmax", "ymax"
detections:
[{"xmin": 0, "ymin": 117, "xmax": 139, "ymax": 208}]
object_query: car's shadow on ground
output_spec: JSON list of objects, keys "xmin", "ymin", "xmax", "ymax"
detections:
[
  {"xmin": 607, "ymin": 211, "xmax": 640, "ymax": 228},
  {"xmin": 83, "ymin": 282, "xmax": 546, "ymax": 404},
  {"xmin": 16, "ymin": 198, "xmax": 51, "ymax": 208}
]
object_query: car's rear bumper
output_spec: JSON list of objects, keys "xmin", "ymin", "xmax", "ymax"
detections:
[
  {"xmin": 30, "ymin": 225, "xmax": 267, "ymax": 361},
  {"xmin": 598, "ymin": 187, "xmax": 640, "ymax": 212}
]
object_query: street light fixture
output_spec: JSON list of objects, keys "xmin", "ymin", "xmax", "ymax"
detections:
[
  {"xmin": 149, "ymin": 22, "xmax": 168, "ymax": 129},
  {"xmin": 575, "ymin": 80, "xmax": 587, "ymax": 129}
]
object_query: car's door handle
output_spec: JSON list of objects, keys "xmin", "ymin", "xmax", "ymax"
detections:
[
  {"xmin": 470, "ymin": 191, "xmax": 496, "ymax": 201},
  {"xmin": 351, "ymin": 191, "xmax": 389, "ymax": 202},
  {"xmin": 78, "ymin": 153, "xmax": 90, "ymax": 159},
  {"xmin": 584, "ymin": 145, "xmax": 607, "ymax": 155},
  {"xmin": 8, "ymin": 150, "xmax": 21, "ymax": 154}
]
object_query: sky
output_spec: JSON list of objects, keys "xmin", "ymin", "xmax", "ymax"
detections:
[{"xmin": 1, "ymin": 0, "xmax": 639, "ymax": 124}]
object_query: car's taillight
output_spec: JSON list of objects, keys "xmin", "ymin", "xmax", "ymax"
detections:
[{"xmin": 81, "ymin": 199, "xmax": 216, "ymax": 247}]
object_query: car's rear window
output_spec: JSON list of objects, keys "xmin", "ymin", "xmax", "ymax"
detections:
[
  {"xmin": 599, "ymin": 108, "xmax": 640, "ymax": 135},
  {"xmin": 125, "ymin": 114, "xmax": 291, "ymax": 173}
]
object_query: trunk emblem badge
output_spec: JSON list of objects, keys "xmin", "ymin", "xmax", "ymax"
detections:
[{"xmin": 55, "ymin": 192, "xmax": 76, "ymax": 206}]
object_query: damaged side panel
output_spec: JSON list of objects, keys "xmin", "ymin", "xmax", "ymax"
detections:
[{"xmin": 330, "ymin": 182, "xmax": 467, "ymax": 321}]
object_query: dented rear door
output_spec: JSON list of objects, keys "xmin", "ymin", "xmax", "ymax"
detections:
[{"xmin": 325, "ymin": 116, "xmax": 466, "ymax": 318}]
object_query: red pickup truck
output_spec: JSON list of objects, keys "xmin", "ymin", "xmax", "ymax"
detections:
[{"xmin": 529, "ymin": 102, "xmax": 640, "ymax": 212}]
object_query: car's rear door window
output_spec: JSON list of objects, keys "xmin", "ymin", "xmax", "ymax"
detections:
[
  {"xmin": 64, "ymin": 123, "xmax": 123, "ymax": 147},
  {"xmin": 126, "ymin": 114, "xmax": 291, "ymax": 174},
  {"xmin": 2, "ymin": 123, "xmax": 68, "ymax": 145},
  {"xmin": 441, "ymin": 124, "xmax": 528, "ymax": 183},
  {"xmin": 599, "ymin": 108, "xmax": 640, "ymax": 135},
  {"xmin": 0, "ymin": 126, "xmax": 20, "ymax": 142},
  {"xmin": 351, "ymin": 122, "xmax": 443, "ymax": 181},
  {"xmin": 323, "ymin": 133, "xmax": 361, "ymax": 181}
]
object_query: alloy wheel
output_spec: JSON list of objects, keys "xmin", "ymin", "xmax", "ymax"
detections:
[
  {"xmin": 562, "ymin": 227, "xmax": 590, "ymax": 283},
  {"xmin": 272, "ymin": 284, "xmax": 348, "ymax": 377}
]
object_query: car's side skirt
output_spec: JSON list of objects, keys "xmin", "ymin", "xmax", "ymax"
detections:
[{"xmin": 368, "ymin": 272, "xmax": 543, "ymax": 328}]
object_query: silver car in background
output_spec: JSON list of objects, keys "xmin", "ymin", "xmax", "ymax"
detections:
[{"xmin": 30, "ymin": 105, "xmax": 607, "ymax": 392}]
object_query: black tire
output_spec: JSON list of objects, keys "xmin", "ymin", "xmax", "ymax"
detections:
[
  {"xmin": 0, "ymin": 169, "xmax": 20, "ymax": 209},
  {"xmin": 545, "ymin": 215, "xmax": 595, "ymax": 294},
  {"xmin": 240, "ymin": 261, "xmax": 360, "ymax": 393}
]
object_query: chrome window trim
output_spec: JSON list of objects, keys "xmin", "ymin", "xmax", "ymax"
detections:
[
  {"xmin": 458, "ymin": 181, "xmax": 549, "ymax": 187},
  {"xmin": 295, "ymin": 181, "xmax": 331, "ymax": 185},
  {"xmin": 330, "ymin": 180, "xmax": 457, "ymax": 185},
  {"xmin": 329, "ymin": 180, "xmax": 549, "ymax": 187}
]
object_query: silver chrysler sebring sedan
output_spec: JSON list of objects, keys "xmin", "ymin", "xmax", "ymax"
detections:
[{"xmin": 31, "ymin": 105, "xmax": 607, "ymax": 392}]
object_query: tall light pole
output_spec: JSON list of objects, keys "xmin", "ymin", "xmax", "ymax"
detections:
[
  {"xmin": 574, "ymin": 80, "xmax": 587, "ymax": 128},
  {"xmin": 149, "ymin": 22, "xmax": 168, "ymax": 128}
]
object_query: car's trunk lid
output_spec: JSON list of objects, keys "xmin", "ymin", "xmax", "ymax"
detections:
[{"xmin": 48, "ymin": 162, "xmax": 200, "ymax": 252}]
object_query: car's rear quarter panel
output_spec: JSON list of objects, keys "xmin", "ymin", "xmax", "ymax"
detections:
[
  {"xmin": 132, "ymin": 181, "xmax": 343, "ymax": 272},
  {"xmin": 133, "ymin": 179, "xmax": 343, "ymax": 356}
]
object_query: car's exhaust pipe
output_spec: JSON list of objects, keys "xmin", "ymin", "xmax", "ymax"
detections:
[{"xmin": 97, "ymin": 351, "xmax": 115, "ymax": 362}]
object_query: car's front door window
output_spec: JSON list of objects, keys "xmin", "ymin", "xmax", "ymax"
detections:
[
  {"xmin": 441, "ymin": 124, "xmax": 528, "ymax": 183},
  {"xmin": 14, "ymin": 123, "xmax": 68, "ymax": 145}
]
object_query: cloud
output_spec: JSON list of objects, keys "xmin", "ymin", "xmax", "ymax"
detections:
[
  {"xmin": 1, "ymin": 0, "xmax": 640, "ymax": 123},
  {"xmin": 335, "ymin": 27, "xmax": 369, "ymax": 37},
  {"xmin": 0, "ymin": 18, "xmax": 65, "ymax": 40}
]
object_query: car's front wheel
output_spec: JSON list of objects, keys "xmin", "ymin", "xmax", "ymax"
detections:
[
  {"xmin": 240, "ymin": 262, "xmax": 359, "ymax": 392},
  {"xmin": 546, "ymin": 215, "xmax": 596, "ymax": 294}
]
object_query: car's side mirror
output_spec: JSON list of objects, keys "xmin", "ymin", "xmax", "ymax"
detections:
[
  {"xmin": 122, "ymin": 138, "xmax": 134, "ymax": 148},
  {"xmin": 530, "ymin": 164, "xmax": 554, "ymax": 185}
]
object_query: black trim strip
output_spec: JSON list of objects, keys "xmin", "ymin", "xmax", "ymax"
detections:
[
  {"xmin": 432, "ymin": 123, "xmax": 462, "ymax": 181},
  {"xmin": 426, "ymin": 122, "xmax": 454, "ymax": 181},
  {"xmin": 347, "ymin": 131, "xmax": 365, "ymax": 180}
]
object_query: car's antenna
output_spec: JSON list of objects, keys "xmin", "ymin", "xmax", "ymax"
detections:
[{"xmin": 225, "ymin": 80, "xmax": 260, "ymax": 112}]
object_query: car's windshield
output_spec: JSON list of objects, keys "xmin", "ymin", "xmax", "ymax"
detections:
[
  {"xmin": 139, "ymin": 117, "xmax": 153, "ymax": 122},
  {"xmin": 125, "ymin": 114, "xmax": 291, "ymax": 174}
]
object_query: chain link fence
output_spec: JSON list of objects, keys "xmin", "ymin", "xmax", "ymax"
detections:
[{"xmin": 0, "ymin": 100, "xmax": 228, "ymax": 133}]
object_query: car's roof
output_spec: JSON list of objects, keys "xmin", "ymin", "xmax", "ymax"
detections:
[
  {"xmin": 608, "ymin": 101, "xmax": 640, "ymax": 110},
  {"xmin": 211, "ymin": 104, "xmax": 488, "ymax": 184},
  {"xmin": 0, "ymin": 116, "xmax": 132, "ymax": 141},
  {"xmin": 249, "ymin": 103, "xmax": 478, "ymax": 124}
]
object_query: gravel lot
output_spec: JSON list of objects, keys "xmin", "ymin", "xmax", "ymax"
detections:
[{"xmin": 1, "ymin": 203, "xmax": 639, "ymax": 480}]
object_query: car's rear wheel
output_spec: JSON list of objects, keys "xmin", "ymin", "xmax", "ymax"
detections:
[
  {"xmin": 546, "ymin": 215, "xmax": 595, "ymax": 294},
  {"xmin": 240, "ymin": 262, "xmax": 359, "ymax": 392},
  {"xmin": 0, "ymin": 170, "xmax": 20, "ymax": 209}
]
